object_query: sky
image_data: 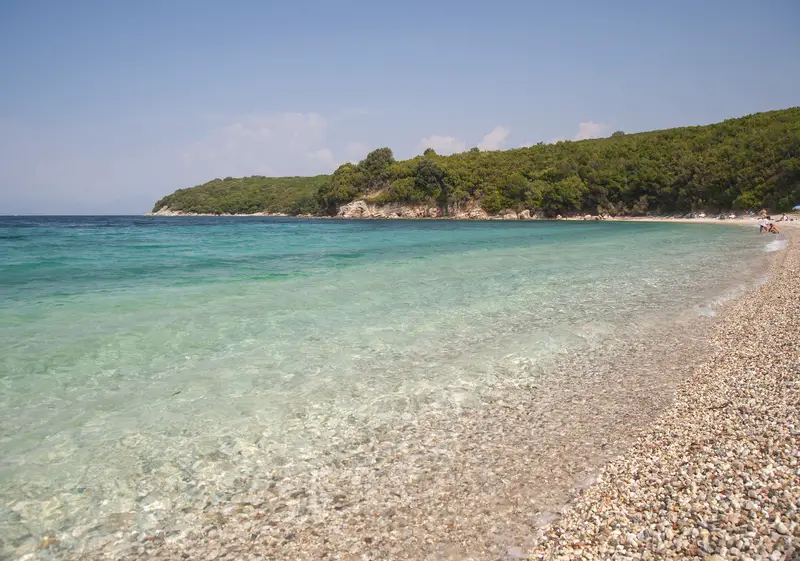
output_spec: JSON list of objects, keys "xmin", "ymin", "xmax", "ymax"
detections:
[{"xmin": 0, "ymin": 0, "xmax": 798, "ymax": 214}]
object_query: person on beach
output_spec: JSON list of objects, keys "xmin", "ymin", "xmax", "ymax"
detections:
[{"xmin": 767, "ymin": 222, "xmax": 780, "ymax": 234}]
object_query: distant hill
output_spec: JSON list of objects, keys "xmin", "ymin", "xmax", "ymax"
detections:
[
  {"xmin": 151, "ymin": 175, "xmax": 329, "ymax": 215},
  {"xmin": 152, "ymin": 107, "xmax": 800, "ymax": 216}
]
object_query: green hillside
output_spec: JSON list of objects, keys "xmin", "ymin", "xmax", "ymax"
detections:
[
  {"xmin": 152, "ymin": 107, "xmax": 800, "ymax": 216},
  {"xmin": 152, "ymin": 175, "xmax": 329, "ymax": 215}
]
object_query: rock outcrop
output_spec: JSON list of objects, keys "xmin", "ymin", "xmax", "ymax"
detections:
[
  {"xmin": 148, "ymin": 202, "xmax": 547, "ymax": 221},
  {"xmin": 337, "ymin": 201, "xmax": 442, "ymax": 218},
  {"xmin": 146, "ymin": 207, "xmax": 289, "ymax": 217},
  {"xmin": 463, "ymin": 207, "xmax": 490, "ymax": 220},
  {"xmin": 147, "ymin": 207, "xmax": 185, "ymax": 216},
  {"xmin": 336, "ymin": 200, "xmax": 505, "ymax": 220}
]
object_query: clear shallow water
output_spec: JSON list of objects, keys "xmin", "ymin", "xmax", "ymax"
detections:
[{"xmin": 0, "ymin": 216, "xmax": 770, "ymax": 556}]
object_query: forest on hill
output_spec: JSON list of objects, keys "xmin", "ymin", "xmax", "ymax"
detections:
[
  {"xmin": 151, "ymin": 175, "xmax": 330, "ymax": 216},
  {"xmin": 152, "ymin": 107, "xmax": 800, "ymax": 216}
]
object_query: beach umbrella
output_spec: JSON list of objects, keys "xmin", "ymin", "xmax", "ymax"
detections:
[{"xmin": 794, "ymin": 205, "xmax": 800, "ymax": 210}]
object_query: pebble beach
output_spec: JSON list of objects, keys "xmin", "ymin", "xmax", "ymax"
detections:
[
  {"xmin": 21, "ymin": 223, "xmax": 795, "ymax": 561},
  {"xmin": 531, "ymin": 225, "xmax": 799, "ymax": 560}
]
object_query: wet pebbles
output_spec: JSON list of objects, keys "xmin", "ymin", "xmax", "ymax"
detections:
[
  {"xmin": 531, "ymin": 228, "xmax": 799, "ymax": 560},
  {"xmin": 50, "ymin": 229, "xmax": 798, "ymax": 561}
]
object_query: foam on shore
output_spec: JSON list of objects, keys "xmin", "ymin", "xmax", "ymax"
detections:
[{"xmin": 764, "ymin": 235, "xmax": 788, "ymax": 252}]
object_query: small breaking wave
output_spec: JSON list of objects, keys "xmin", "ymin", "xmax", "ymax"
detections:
[
  {"xmin": 764, "ymin": 235, "xmax": 788, "ymax": 253},
  {"xmin": 695, "ymin": 261, "xmax": 769, "ymax": 318},
  {"xmin": 696, "ymin": 285, "xmax": 747, "ymax": 317}
]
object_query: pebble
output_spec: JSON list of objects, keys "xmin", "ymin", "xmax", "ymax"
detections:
[
  {"xmin": 48, "ymin": 225, "xmax": 800, "ymax": 561},
  {"xmin": 531, "ymin": 226, "xmax": 800, "ymax": 559}
]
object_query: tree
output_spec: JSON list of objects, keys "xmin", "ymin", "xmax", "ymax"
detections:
[
  {"xmin": 414, "ymin": 157, "xmax": 450, "ymax": 211},
  {"xmin": 541, "ymin": 176, "xmax": 587, "ymax": 215},
  {"xmin": 480, "ymin": 187, "xmax": 505, "ymax": 213},
  {"xmin": 317, "ymin": 163, "xmax": 364, "ymax": 214},
  {"xmin": 386, "ymin": 177, "xmax": 421, "ymax": 203},
  {"xmin": 611, "ymin": 131, "xmax": 626, "ymax": 137},
  {"xmin": 358, "ymin": 148, "xmax": 395, "ymax": 188},
  {"xmin": 501, "ymin": 173, "xmax": 531, "ymax": 210},
  {"xmin": 423, "ymin": 148, "xmax": 437, "ymax": 156},
  {"xmin": 152, "ymin": 108, "xmax": 800, "ymax": 216},
  {"xmin": 291, "ymin": 194, "xmax": 321, "ymax": 215}
]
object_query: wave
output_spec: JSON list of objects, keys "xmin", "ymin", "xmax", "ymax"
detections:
[
  {"xmin": 696, "ymin": 284, "xmax": 748, "ymax": 317},
  {"xmin": 764, "ymin": 235, "xmax": 788, "ymax": 253}
]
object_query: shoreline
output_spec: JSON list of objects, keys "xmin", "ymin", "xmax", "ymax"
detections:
[
  {"xmin": 144, "ymin": 209, "xmax": 798, "ymax": 228},
  {"xmin": 89, "ymin": 321, "xmax": 729, "ymax": 561},
  {"xmin": 601, "ymin": 216, "xmax": 787, "ymax": 227},
  {"xmin": 51, "ymin": 228, "xmax": 790, "ymax": 560},
  {"xmin": 532, "ymin": 225, "xmax": 799, "ymax": 559}
]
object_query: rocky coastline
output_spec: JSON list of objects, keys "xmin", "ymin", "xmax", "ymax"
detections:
[
  {"xmin": 146, "ymin": 201, "xmax": 781, "ymax": 223},
  {"xmin": 145, "ymin": 208, "xmax": 292, "ymax": 217}
]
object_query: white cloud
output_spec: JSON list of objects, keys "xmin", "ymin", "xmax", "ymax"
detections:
[
  {"xmin": 418, "ymin": 125, "xmax": 510, "ymax": 155},
  {"xmin": 546, "ymin": 122, "xmax": 610, "ymax": 144},
  {"xmin": 478, "ymin": 125, "xmax": 510, "ymax": 151},
  {"xmin": 331, "ymin": 108, "xmax": 372, "ymax": 122},
  {"xmin": 308, "ymin": 148, "xmax": 338, "ymax": 169},
  {"xmin": 346, "ymin": 141, "xmax": 370, "ymax": 163},
  {"xmin": 0, "ymin": 109, "xmax": 374, "ymax": 214},
  {"xmin": 182, "ymin": 112, "xmax": 336, "ymax": 178},
  {"xmin": 574, "ymin": 121, "xmax": 610, "ymax": 141},
  {"xmin": 418, "ymin": 135, "xmax": 467, "ymax": 155}
]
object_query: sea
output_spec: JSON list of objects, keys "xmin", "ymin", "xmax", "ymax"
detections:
[{"xmin": 0, "ymin": 216, "xmax": 774, "ymax": 558}]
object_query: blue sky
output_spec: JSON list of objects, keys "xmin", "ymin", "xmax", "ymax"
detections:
[{"xmin": 1, "ymin": 0, "xmax": 798, "ymax": 214}]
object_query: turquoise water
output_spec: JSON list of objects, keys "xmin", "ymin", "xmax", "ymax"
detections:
[{"xmin": 0, "ymin": 217, "xmax": 769, "ymax": 557}]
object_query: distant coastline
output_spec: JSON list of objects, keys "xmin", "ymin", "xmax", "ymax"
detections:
[
  {"xmin": 145, "ymin": 203, "xmax": 796, "ymax": 227},
  {"xmin": 148, "ymin": 107, "xmax": 800, "ymax": 220}
]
